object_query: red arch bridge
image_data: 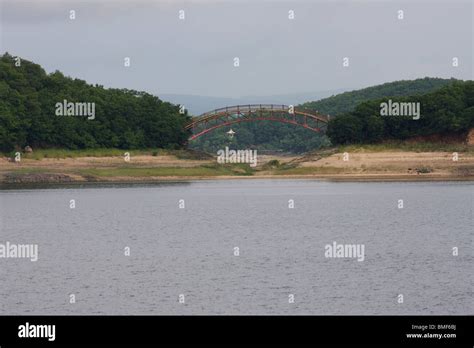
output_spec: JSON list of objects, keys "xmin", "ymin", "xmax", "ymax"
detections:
[{"xmin": 185, "ymin": 104, "xmax": 330, "ymax": 141}]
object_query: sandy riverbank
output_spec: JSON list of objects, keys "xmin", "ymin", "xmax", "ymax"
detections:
[{"xmin": 1, "ymin": 150, "xmax": 473, "ymax": 185}]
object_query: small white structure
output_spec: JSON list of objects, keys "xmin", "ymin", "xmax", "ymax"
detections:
[{"xmin": 226, "ymin": 129, "xmax": 236, "ymax": 138}]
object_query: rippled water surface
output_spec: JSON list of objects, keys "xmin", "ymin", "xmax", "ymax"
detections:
[{"xmin": 1, "ymin": 180, "xmax": 472, "ymax": 314}]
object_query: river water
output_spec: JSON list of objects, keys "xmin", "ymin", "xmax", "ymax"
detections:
[{"xmin": 0, "ymin": 180, "xmax": 472, "ymax": 315}]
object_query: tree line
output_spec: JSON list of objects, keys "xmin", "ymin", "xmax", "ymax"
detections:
[
  {"xmin": 0, "ymin": 53, "xmax": 190, "ymax": 152},
  {"xmin": 1, "ymin": 53, "xmax": 470, "ymax": 154},
  {"xmin": 326, "ymin": 81, "xmax": 474, "ymax": 144}
]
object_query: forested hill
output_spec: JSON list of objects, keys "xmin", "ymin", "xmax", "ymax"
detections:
[
  {"xmin": 300, "ymin": 77, "xmax": 458, "ymax": 116},
  {"xmin": 326, "ymin": 80, "xmax": 474, "ymax": 145},
  {"xmin": 0, "ymin": 53, "xmax": 190, "ymax": 152},
  {"xmin": 190, "ymin": 78, "xmax": 462, "ymax": 153}
]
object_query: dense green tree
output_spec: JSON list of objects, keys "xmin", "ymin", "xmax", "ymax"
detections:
[
  {"xmin": 326, "ymin": 115, "xmax": 363, "ymax": 144},
  {"xmin": 0, "ymin": 53, "xmax": 190, "ymax": 152}
]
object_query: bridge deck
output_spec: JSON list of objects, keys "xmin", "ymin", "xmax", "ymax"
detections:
[{"xmin": 185, "ymin": 104, "xmax": 329, "ymax": 139}]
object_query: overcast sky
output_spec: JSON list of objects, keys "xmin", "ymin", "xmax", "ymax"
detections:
[{"xmin": 1, "ymin": 0, "xmax": 472, "ymax": 98}]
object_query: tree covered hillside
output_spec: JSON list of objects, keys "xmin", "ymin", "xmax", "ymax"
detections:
[
  {"xmin": 0, "ymin": 53, "xmax": 190, "ymax": 152},
  {"xmin": 190, "ymin": 78, "xmax": 458, "ymax": 153},
  {"xmin": 326, "ymin": 80, "xmax": 474, "ymax": 144},
  {"xmin": 300, "ymin": 77, "xmax": 458, "ymax": 116}
]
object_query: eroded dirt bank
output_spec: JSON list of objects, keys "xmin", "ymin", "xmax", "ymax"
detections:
[{"xmin": 1, "ymin": 150, "xmax": 473, "ymax": 185}]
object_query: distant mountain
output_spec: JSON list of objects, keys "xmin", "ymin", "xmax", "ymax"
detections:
[
  {"xmin": 162, "ymin": 78, "xmax": 456, "ymax": 116},
  {"xmin": 160, "ymin": 89, "xmax": 347, "ymax": 116}
]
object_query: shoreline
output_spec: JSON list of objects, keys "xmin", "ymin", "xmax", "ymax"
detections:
[
  {"xmin": 1, "ymin": 173, "xmax": 473, "ymax": 188},
  {"xmin": 2, "ymin": 148, "xmax": 473, "ymax": 187}
]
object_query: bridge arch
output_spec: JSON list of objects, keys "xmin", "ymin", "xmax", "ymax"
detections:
[{"xmin": 185, "ymin": 104, "xmax": 329, "ymax": 141}]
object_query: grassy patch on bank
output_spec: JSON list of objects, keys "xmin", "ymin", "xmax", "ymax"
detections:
[
  {"xmin": 79, "ymin": 163, "xmax": 254, "ymax": 177},
  {"xmin": 272, "ymin": 166, "xmax": 349, "ymax": 175},
  {"xmin": 337, "ymin": 142, "xmax": 474, "ymax": 153},
  {"xmin": 3, "ymin": 167, "xmax": 54, "ymax": 174},
  {"xmin": 3, "ymin": 148, "xmax": 128, "ymax": 159},
  {"xmin": 2, "ymin": 148, "xmax": 212, "ymax": 160}
]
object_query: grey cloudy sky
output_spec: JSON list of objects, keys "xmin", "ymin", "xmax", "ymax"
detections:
[{"xmin": 1, "ymin": 0, "xmax": 472, "ymax": 98}]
